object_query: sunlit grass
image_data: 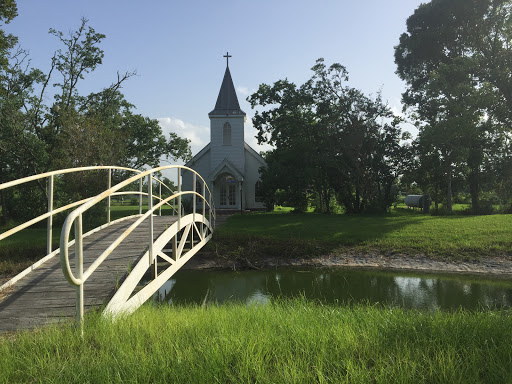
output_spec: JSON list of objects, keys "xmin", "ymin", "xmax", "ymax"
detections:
[
  {"xmin": 1, "ymin": 300, "xmax": 511, "ymax": 383},
  {"xmin": 215, "ymin": 208, "xmax": 512, "ymax": 259},
  {"xmin": 2, "ymin": 205, "xmax": 511, "ymax": 277}
]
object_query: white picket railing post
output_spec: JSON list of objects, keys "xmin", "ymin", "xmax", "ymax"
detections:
[
  {"xmin": 46, "ymin": 175, "xmax": 54, "ymax": 255},
  {"xmin": 178, "ymin": 168, "xmax": 181, "ymax": 232},
  {"xmin": 158, "ymin": 181, "xmax": 162, "ymax": 216},
  {"xmin": 107, "ymin": 169, "xmax": 112, "ymax": 224},
  {"xmin": 202, "ymin": 180, "xmax": 206, "ymax": 238},
  {"xmin": 138, "ymin": 178, "xmax": 143, "ymax": 215},
  {"xmin": 209, "ymin": 192, "xmax": 212, "ymax": 230},
  {"xmin": 190, "ymin": 173, "xmax": 194, "ymax": 247},
  {"xmin": 75, "ymin": 213, "xmax": 84, "ymax": 330},
  {"xmin": 148, "ymin": 173, "xmax": 155, "ymax": 278}
]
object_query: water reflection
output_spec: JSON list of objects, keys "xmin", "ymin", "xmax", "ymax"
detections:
[{"xmin": 152, "ymin": 268, "xmax": 512, "ymax": 311}]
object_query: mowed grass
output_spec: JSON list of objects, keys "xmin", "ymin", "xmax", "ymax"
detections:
[
  {"xmin": 215, "ymin": 208, "xmax": 512, "ymax": 259},
  {"xmin": 1, "ymin": 300, "xmax": 512, "ymax": 383},
  {"xmin": 2, "ymin": 206, "xmax": 511, "ymax": 277}
]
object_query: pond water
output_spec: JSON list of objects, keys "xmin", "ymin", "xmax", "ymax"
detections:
[{"xmin": 152, "ymin": 268, "xmax": 512, "ymax": 311}]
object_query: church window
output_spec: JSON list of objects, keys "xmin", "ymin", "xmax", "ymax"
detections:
[
  {"xmin": 223, "ymin": 122, "xmax": 232, "ymax": 145},
  {"xmin": 255, "ymin": 181, "xmax": 263, "ymax": 202}
]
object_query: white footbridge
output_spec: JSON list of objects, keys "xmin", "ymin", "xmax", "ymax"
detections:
[{"xmin": 0, "ymin": 166, "xmax": 215, "ymax": 333}]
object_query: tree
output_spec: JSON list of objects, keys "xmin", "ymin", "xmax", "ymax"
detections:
[
  {"xmin": 249, "ymin": 79, "xmax": 320, "ymax": 211},
  {"xmin": 395, "ymin": 0, "xmax": 512, "ymax": 213},
  {"xmin": 0, "ymin": 17, "xmax": 192, "ymax": 222},
  {"xmin": 249, "ymin": 59, "xmax": 406, "ymax": 213},
  {"xmin": 0, "ymin": 0, "xmax": 17, "ymax": 69}
]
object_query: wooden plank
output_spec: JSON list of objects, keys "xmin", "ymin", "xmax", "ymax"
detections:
[{"xmin": 0, "ymin": 216, "xmax": 178, "ymax": 333}]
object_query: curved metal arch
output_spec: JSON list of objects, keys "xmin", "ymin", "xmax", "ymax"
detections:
[{"xmin": 57, "ymin": 165, "xmax": 216, "ymax": 323}]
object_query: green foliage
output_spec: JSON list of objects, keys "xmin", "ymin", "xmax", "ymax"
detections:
[
  {"xmin": 0, "ymin": 0, "xmax": 17, "ymax": 69},
  {"xmin": 395, "ymin": 0, "xmax": 512, "ymax": 214},
  {"xmin": 0, "ymin": 16, "xmax": 191, "ymax": 223},
  {"xmin": 1, "ymin": 302, "xmax": 512, "ymax": 383},
  {"xmin": 249, "ymin": 59, "xmax": 407, "ymax": 214}
]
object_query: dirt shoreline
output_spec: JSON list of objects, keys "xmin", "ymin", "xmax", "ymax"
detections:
[
  {"xmin": 2, "ymin": 252, "xmax": 512, "ymax": 287},
  {"xmin": 184, "ymin": 251, "xmax": 512, "ymax": 277}
]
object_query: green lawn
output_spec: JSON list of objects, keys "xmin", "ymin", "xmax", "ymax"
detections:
[
  {"xmin": 214, "ymin": 208, "xmax": 512, "ymax": 260},
  {"xmin": 2, "ymin": 206, "xmax": 511, "ymax": 277},
  {"xmin": 1, "ymin": 301, "xmax": 511, "ymax": 383}
]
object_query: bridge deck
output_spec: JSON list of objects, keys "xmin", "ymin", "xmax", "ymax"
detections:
[{"xmin": 0, "ymin": 215, "xmax": 178, "ymax": 334}]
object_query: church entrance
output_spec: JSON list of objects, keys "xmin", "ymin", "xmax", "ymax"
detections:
[{"xmin": 219, "ymin": 174, "xmax": 237, "ymax": 207}]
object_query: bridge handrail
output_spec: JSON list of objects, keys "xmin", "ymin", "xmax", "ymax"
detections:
[
  {"xmin": 0, "ymin": 166, "xmax": 140, "ymax": 190},
  {"xmin": 0, "ymin": 166, "xmax": 183, "ymax": 246},
  {"xmin": 59, "ymin": 165, "xmax": 215, "ymax": 289},
  {"xmin": 0, "ymin": 166, "xmax": 142, "ymax": 245}
]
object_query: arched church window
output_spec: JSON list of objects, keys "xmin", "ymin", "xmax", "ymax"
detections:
[
  {"xmin": 255, "ymin": 180, "xmax": 263, "ymax": 203},
  {"xmin": 223, "ymin": 122, "xmax": 232, "ymax": 145}
]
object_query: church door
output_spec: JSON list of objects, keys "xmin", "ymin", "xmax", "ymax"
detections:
[{"xmin": 219, "ymin": 175, "xmax": 237, "ymax": 207}]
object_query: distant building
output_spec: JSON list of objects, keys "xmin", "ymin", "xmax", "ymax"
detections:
[{"xmin": 182, "ymin": 56, "xmax": 266, "ymax": 210}]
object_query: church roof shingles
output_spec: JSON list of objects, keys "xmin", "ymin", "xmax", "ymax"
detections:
[{"xmin": 208, "ymin": 66, "xmax": 246, "ymax": 116}]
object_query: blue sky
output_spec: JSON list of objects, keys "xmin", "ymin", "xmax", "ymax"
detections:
[{"xmin": 6, "ymin": 0, "xmax": 424, "ymax": 158}]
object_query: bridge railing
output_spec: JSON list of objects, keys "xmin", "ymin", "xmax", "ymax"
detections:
[
  {"xmin": 0, "ymin": 166, "xmax": 182, "ymax": 292},
  {"xmin": 58, "ymin": 165, "xmax": 215, "ymax": 323}
]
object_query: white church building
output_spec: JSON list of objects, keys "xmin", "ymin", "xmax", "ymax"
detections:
[{"xmin": 182, "ymin": 57, "xmax": 266, "ymax": 210}]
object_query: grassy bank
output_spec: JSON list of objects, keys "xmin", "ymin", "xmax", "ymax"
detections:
[
  {"xmin": 1, "ymin": 300, "xmax": 511, "ymax": 382},
  {"xmin": 2, "ymin": 206, "xmax": 511, "ymax": 277},
  {"xmin": 213, "ymin": 208, "xmax": 512, "ymax": 261}
]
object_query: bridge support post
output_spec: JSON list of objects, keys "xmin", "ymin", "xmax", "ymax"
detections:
[
  {"xmin": 107, "ymin": 169, "xmax": 111, "ymax": 224},
  {"xmin": 148, "ymin": 174, "xmax": 155, "ymax": 279},
  {"xmin": 202, "ymin": 181, "xmax": 206, "ymax": 238},
  {"xmin": 138, "ymin": 179, "xmax": 143, "ymax": 215},
  {"xmin": 75, "ymin": 213, "xmax": 84, "ymax": 332},
  {"xmin": 47, "ymin": 175, "xmax": 54, "ymax": 255},
  {"xmin": 178, "ymin": 168, "xmax": 181, "ymax": 231},
  {"xmin": 192, "ymin": 173, "xmax": 196, "ymax": 248}
]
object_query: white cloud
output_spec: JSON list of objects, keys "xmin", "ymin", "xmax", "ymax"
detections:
[
  {"xmin": 157, "ymin": 117, "xmax": 209, "ymax": 156},
  {"xmin": 237, "ymin": 86, "xmax": 250, "ymax": 96},
  {"xmin": 391, "ymin": 105, "xmax": 405, "ymax": 118}
]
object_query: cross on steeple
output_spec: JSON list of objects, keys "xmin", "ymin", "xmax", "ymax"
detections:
[{"xmin": 223, "ymin": 52, "xmax": 232, "ymax": 67}]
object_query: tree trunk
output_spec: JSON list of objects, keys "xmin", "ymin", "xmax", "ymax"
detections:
[
  {"xmin": 446, "ymin": 164, "xmax": 453, "ymax": 214},
  {"xmin": 355, "ymin": 187, "xmax": 361, "ymax": 213},
  {"xmin": 318, "ymin": 187, "xmax": 323, "ymax": 212},
  {"xmin": 434, "ymin": 183, "xmax": 439, "ymax": 213},
  {"xmin": 323, "ymin": 187, "xmax": 330, "ymax": 214},
  {"xmin": 0, "ymin": 189, "xmax": 8, "ymax": 225},
  {"xmin": 469, "ymin": 169, "xmax": 479, "ymax": 214}
]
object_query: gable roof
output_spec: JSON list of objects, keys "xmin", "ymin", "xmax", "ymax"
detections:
[
  {"xmin": 244, "ymin": 142, "xmax": 267, "ymax": 166},
  {"xmin": 208, "ymin": 158, "xmax": 244, "ymax": 182},
  {"xmin": 208, "ymin": 66, "xmax": 246, "ymax": 116}
]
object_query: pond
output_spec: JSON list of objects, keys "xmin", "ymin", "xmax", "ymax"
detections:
[{"xmin": 152, "ymin": 268, "xmax": 512, "ymax": 311}]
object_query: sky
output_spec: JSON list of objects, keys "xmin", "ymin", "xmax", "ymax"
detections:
[{"xmin": 5, "ymin": 0, "xmax": 425, "ymax": 163}]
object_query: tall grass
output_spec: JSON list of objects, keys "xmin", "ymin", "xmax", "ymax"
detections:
[{"xmin": 1, "ymin": 300, "xmax": 511, "ymax": 382}]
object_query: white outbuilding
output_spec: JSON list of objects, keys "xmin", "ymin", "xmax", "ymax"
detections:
[{"xmin": 182, "ymin": 56, "xmax": 266, "ymax": 210}]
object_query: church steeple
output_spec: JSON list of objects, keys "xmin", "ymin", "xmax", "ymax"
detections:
[{"xmin": 209, "ymin": 54, "xmax": 246, "ymax": 116}]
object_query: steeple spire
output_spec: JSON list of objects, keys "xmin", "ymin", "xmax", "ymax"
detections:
[{"xmin": 209, "ymin": 54, "xmax": 246, "ymax": 116}]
